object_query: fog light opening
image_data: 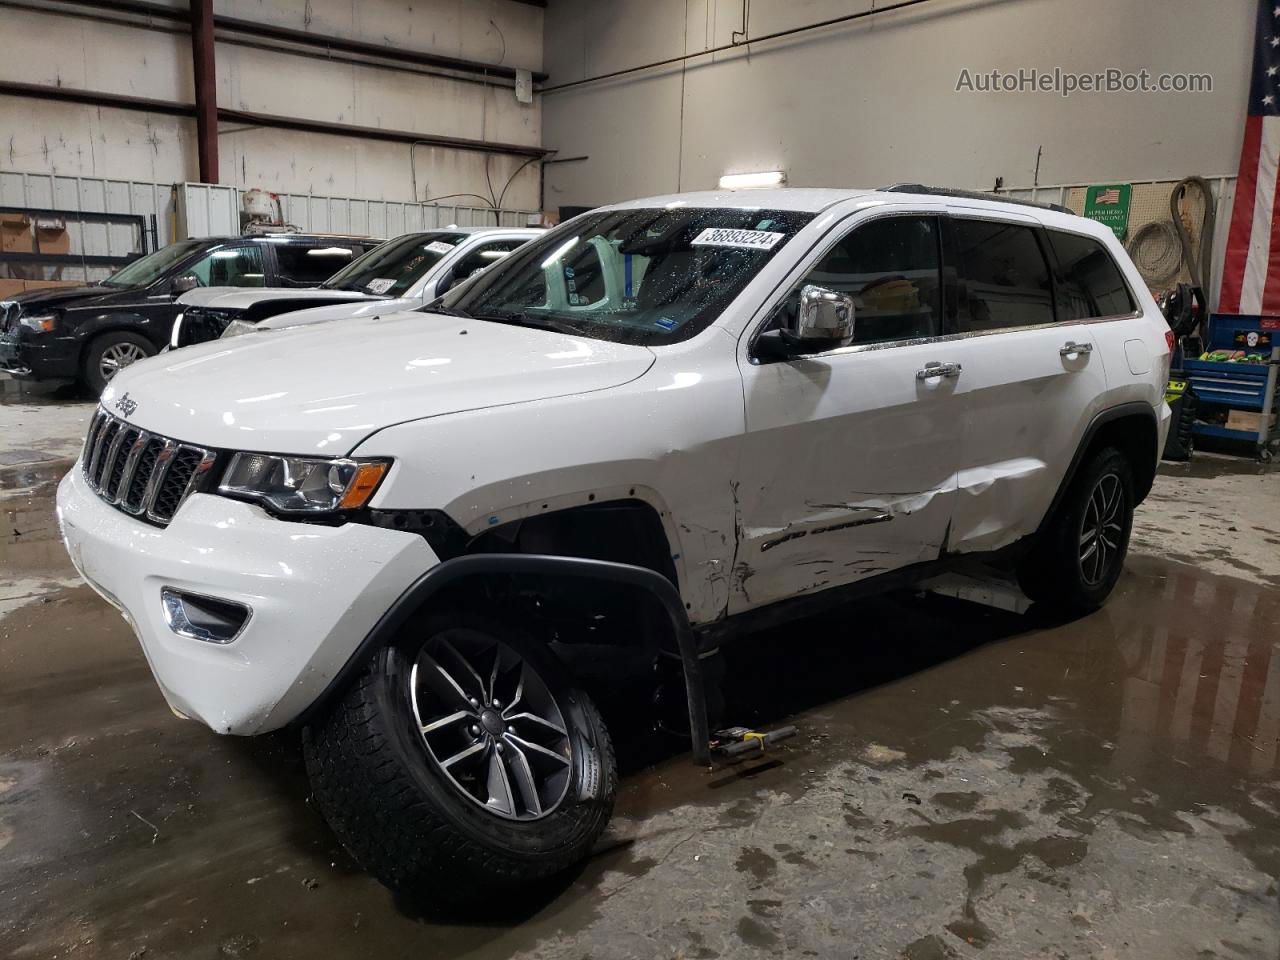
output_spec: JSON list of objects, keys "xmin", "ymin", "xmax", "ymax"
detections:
[{"xmin": 161, "ymin": 588, "xmax": 251, "ymax": 645}]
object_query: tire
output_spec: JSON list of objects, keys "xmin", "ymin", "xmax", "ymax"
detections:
[
  {"xmin": 303, "ymin": 612, "xmax": 616, "ymax": 907},
  {"xmin": 83, "ymin": 331, "xmax": 155, "ymax": 395},
  {"xmin": 1017, "ymin": 446, "xmax": 1135, "ymax": 615}
]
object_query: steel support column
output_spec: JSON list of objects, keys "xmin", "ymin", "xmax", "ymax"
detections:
[{"xmin": 189, "ymin": 0, "xmax": 217, "ymax": 182}]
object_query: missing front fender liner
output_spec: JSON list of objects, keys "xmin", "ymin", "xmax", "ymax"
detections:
[{"xmin": 303, "ymin": 553, "xmax": 713, "ymax": 767}]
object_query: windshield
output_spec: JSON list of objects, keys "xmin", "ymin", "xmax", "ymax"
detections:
[
  {"xmin": 437, "ymin": 208, "xmax": 814, "ymax": 344},
  {"xmin": 323, "ymin": 232, "xmax": 466, "ymax": 296},
  {"xmin": 103, "ymin": 239, "xmax": 209, "ymax": 288}
]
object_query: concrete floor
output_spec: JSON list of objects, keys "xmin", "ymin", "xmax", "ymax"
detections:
[{"xmin": 3, "ymin": 383, "xmax": 1280, "ymax": 959}]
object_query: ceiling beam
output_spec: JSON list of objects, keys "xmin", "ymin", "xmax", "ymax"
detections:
[
  {"xmin": 3, "ymin": 0, "xmax": 547, "ymax": 83},
  {"xmin": 0, "ymin": 81, "xmax": 551, "ymax": 158}
]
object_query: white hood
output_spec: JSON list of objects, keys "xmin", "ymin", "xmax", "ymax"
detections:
[
  {"xmin": 178, "ymin": 286, "xmax": 375, "ymax": 309},
  {"xmin": 103, "ymin": 311, "xmax": 655, "ymax": 455},
  {"xmin": 254, "ymin": 296, "xmax": 420, "ymax": 331}
]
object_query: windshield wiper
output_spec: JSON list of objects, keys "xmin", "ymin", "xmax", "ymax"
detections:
[
  {"xmin": 420, "ymin": 304, "xmax": 473, "ymax": 319},
  {"xmin": 472, "ymin": 312, "xmax": 583, "ymax": 336}
]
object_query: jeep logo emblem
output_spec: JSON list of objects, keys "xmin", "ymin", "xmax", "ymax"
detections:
[{"xmin": 116, "ymin": 392, "xmax": 137, "ymax": 417}]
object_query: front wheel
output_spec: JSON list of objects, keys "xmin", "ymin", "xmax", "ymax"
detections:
[
  {"xmin": 303, "ymin": 613, "xmax": 616, "ymax": 905},
  {"xmin": 1017, "ymin": 447, "xmax": 1135, "ymax": 615},
  {"xmin": 83, "ymin": 331, "xmax": 155, "ymax": 395}
]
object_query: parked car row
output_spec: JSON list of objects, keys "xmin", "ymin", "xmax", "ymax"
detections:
[
  {"xmin": 0, "ymin": 232, "xmax": 382, "ymax": 393},
  {"xmin": 0, "ymin": 226, "xmax": 540, "ymax": 393},
  {"xmin": 170, "ymin": 226, "xmax": 542, "ymax": 348},
  {"xmin": 54, "ymin": 185, "xmax": 1171, "ymax": 907}
]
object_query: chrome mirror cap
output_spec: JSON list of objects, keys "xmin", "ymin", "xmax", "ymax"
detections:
[{"xmin": 790, "ymin": 284, "xmax": 855, "ymax": 344}]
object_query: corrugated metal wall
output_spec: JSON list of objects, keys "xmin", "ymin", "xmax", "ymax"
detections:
[
  {"xmin": 176, "ymin": 183, "xmax": 530, "ymax": 240},
  {"xmin": 1, "ymin": 170, "xmax": 534, "ymax": 282},
  {"xmin": 0, "ymin": 171, "xmax": 170, "ymax": 269}
]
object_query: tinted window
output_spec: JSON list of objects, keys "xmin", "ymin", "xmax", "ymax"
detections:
[
  {"xmin": 186, "ymin": 245, "xmax": 266, "ymax": 288},
  {"xmin": 791, "ymin": 216, "xmax": 942, "ymax": 344},
  {"xmin": 274, "ymin": 243, "xmax": 358, "ymax": 285},
  {"xmin": 952, "ymin": 219, "xmax": 1054, "ymax": 331},
  {"xmin": 1048, "ymin": 230, "xmax": 1136, "ymax": 320}
]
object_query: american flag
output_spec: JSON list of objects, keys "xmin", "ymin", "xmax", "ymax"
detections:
[
  {"xmin": 1221, "ymin": 0, "xmax": 1280, "ymax": 314},
  {"xmin": 1095, "ymin": 188, "xmax": 1121, "ymax": 205}
]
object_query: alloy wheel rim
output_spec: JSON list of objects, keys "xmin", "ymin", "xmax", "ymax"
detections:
[
  {"xmin": 409, "ymin": 630, "xmax": 572, "ymax": 821},
  {"xmin": 1078, "ymin": 472, "xmax": 1124, "ymax": 587},
  {"xmin": 100, "ymin": 342, "xmax": 147, "ymax": 380}
]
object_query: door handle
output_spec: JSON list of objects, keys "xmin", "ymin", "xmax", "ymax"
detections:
[
  {"xmin": 1060, "ymin": 341, "xmax": 1093, "ymax": 357},
  {"xmin": 916, "ymin": 361, "xmax": 962, "ymax": 380}
]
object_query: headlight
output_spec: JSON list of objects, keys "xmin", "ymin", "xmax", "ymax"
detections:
[
  {"xmin": 19, "ymin": 313, "xmax": 56, "ymax": 333},
  {"xmin": 220, "ymin": 319, "xmax": 257, "ymax": 339},
  {"xmin": 218, "ymin": 454, "xmax": 390, "ymax": 514}
]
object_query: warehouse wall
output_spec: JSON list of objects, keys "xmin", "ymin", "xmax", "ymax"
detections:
[
  {"xmin": 541, "ymin": 0, "xmax": 1254, "ymax": 208},
  {"xmin": 0, "ymin": 0, "xmax": 543, "ymax": 210}
]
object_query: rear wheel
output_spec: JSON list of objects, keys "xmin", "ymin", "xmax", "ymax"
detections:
[
  {"xmin": 83, "ymin": 331, "xmax": 154, "ymax": 395},
  {"xmin": 1017, "ymin": 447, "xmax": 1134, "ymax": 614},
  {"xmin": 304, "ymin": 613, "xmax": 616, "ymax": 905}
]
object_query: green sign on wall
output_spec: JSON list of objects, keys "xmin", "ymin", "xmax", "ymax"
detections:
[{"xmin": 1083, "ymin": 184, "xmax": 1132, "ymax": 240}]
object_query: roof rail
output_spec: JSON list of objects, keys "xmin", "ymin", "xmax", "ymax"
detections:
[{"xmin": 877, "ymin": 183, "xmax": 1074, "ymax": 215}]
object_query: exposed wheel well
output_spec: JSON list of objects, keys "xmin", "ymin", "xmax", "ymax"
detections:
[
  {"xmin": 470, "ymin": 499, "xmax": 677, "ymax": 581},
  {"xmin": 1029, "ymin": 406, "xmax": 1159, "ymax": 547},
  {"xmin": 381, "ymin": 499, "xmax": 681, "ymax": 654},
  {"xmin": 1087, "ymin": 412, "xmax": 1158, "ymax": 504}
]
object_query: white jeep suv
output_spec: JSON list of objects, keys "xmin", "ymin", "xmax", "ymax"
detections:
[{"xmin": 56, "ymin": 185, "xmax": 1171, "ymax": 904}]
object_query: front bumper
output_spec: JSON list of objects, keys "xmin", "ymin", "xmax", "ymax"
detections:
[
  {"xmin": 0, "ymin": 329, "xmax": 32, "ymax": 376},
  {"xmin": 0, "ymin": 328, "xmax": 76, "ymax": 380},
  {"xmin": 56, "ymin": 464, "xmax": 436, "ymax": 734}
]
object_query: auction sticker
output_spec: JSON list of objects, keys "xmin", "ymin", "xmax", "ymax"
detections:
[
  {"xmin": 691, "ymin": 228, "xmax": 784, "ymax": 250},
  {"xmin": 365, "ymin": 278, "xmax": 396, "ymax": 294},
  {"xmin": 425, "ymin": 241, "xmax": 455, "ymax": 255}
]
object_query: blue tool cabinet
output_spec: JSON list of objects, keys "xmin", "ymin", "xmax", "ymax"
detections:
[{"xmin": 1181, "ymin": 314, "xmax": 1280, "ymax": 460}]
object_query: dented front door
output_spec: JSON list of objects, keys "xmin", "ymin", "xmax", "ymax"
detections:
[{"xmin": 732, "ymin": 342, "xmax": 962, "ymax": 614}]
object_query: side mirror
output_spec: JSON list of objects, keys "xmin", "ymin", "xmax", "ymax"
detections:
[
  {"xmin": 171, "ymin": 274, "xmax": 199, "ymax": 295},
  {"xmin": 784, "ymin": 284, "xmax": 855, "ymax": 346}
]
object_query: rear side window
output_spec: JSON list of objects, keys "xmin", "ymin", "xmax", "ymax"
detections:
[
  {"xmin": 951, "ymin": 219, "xmax": 1054, "ymax": 331},
  {"xmin": 1048, "ymin": 230, "xmax": 1136, "ymax": 320},
  {"xmin": 186, "ymin": 244, "xmax": 265, "ymax": 287},
  {"xmin": 274, "ymin": 243, "xmax": 358, "ymax": 286}
]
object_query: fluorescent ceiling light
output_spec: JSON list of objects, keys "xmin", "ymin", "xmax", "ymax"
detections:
[{"xmin": 719, "ymin": 170, "xmax": 786, "ymax": 190}]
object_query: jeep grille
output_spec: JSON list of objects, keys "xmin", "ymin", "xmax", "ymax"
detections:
[{"xmin": 81, "ymin": 409, "xmax": 217, "ymax": 526}]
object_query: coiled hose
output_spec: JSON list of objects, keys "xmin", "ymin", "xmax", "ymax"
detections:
[
  {"xmin": 1126, "ymin": 177, "xmax": 1216, "ymax": 293},
  {"xmin": 1170, "ymin": 175, "xmax": 1216, "ymax": 292}
]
